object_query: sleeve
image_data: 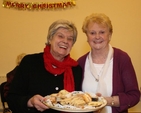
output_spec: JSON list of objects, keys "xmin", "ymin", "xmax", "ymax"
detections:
[{"xmin": 114, "ymin": 53, "xmax": 140, "ymax": 112}]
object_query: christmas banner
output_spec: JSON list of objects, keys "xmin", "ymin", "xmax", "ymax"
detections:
[{"xmin": 2, "ymin": 0, "xmax": 76, "ymax": 10}]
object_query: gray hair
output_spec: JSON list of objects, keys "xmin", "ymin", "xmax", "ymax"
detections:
[{"xmin": 46, "ymin": 20, "xmax": 77, "ymax": 45}]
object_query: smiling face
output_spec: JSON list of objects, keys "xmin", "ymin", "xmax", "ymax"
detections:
[
  {"xmin": 49, "ymin": 28, "xmax": 74, "ymax": 61},
  {"xmin": 86, "ymin": 22, "xmax": 111, "ymax": 51}
]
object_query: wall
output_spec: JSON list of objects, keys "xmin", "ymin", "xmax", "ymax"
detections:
[{"xmin": 0, "ymin": 0, "xmax": 141, "ymax": 112}]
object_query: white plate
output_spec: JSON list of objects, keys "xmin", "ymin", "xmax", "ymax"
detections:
[
  {"xmin": 43, "ymin": 91, "xmax": 107, "ymax": 112},
  {"xmin": 45, "ymin": 99, "xmax": 107, "ymax": 112}
]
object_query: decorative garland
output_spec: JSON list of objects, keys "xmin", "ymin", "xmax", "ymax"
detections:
[{"xmin": 2, "ymin": 0, "xmax": 76, "ymax": 10}]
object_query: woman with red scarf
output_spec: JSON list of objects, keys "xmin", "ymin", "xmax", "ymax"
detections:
[{"xmin": 7, "ymin": 20, "xmax": 82, "ymax": 113}]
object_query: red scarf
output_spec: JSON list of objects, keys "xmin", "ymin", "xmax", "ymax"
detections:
[{"xmin": 43, "ymin": 45, "xmax": 78, "ymax": 92}]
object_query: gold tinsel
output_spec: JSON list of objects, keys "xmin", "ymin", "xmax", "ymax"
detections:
[{"xmin": 2, "ymin": 0, "xmax": 76, "ymax": 10}]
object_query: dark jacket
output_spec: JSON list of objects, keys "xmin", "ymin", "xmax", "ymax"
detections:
[
  {"xmin": 7, "ymin": 53, "xmax": 82, "ymax": 113},
  {"xmin": 77, "ymin": 47, "xmax": 140, "ymax": 113}
]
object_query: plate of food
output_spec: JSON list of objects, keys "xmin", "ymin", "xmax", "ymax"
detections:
[{"xmin": 42, "ymin": 89, "xmax": 107, "ymax": 112}]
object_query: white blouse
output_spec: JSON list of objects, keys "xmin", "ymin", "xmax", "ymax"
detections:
[{"xmin": 82, "ymin": 56, "xmax": 113, "ymax": 113}]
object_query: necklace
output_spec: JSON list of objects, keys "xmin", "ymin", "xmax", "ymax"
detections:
[
  {"xmin": 94, "ymin": 64, "xmax": 104, "ymax": 82},
  {"xmin": 88, "ymin": 44, "xmax": 113, "ymax": 82},
  {"xmin": 89, "ymin": 57, "xmax": 106, "ymax": 82}
]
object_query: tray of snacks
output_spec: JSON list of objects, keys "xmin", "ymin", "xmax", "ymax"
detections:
[{"xmin": 42, "ymin": 89, "xmax": 107, "ymax": 112}]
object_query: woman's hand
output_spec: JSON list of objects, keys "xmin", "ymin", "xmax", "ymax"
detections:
[
  {"xmin": 104, "ymin": 96, "xmax": 120, "ymax": 107},
  {"xmin": 27, "ymin": 94, "xmax": 49, "ymax": 112},
  {"xmin": 96, "ymin": 93, "xmax": 120, "ymax": 107},
  {"xmin": 96, "ymin": 93, "xmax": 102, "ymax": 97}
]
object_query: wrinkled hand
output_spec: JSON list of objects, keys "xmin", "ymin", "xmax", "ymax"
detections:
[
  {"xmin": 27, "ymin": 94, "xmax": 49, "ymax": 112},
  {"xmin": 96, "ymin": 93, "xmax": 102, "ymax": 97},
  {"xmin": 94, "ymin": 93, "xmax": 103, "ymax": 113}
]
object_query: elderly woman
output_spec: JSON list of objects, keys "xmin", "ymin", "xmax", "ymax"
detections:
[
  {"xmin": 77, "ymin": 13, "xmax": 140, "ymax": 113},
  {"xmin": 7, "ymin": 20, "xmax": 82, "ymax": 113}
]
